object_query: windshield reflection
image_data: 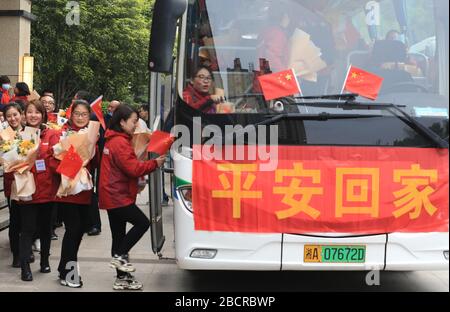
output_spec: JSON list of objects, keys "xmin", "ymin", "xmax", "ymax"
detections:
[{"xmin": 182, "ymin": 0, "xmax": 449, "ymax": 115}]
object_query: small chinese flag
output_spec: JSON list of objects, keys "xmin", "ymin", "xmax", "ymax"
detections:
[
  {"xmin": 147, "ymin": 130, "xmax": 175, "ymax": 156},
  {"xmin": 57, "ymin": 145, "xmax": 83, "ymax": 179},
  {"xmin": 343, "ymin": 65, "xmax": 384, "ymax": 100},
  {"xmin": 90, "ymin": 95, "xmax": 106, "ymax": 130},
  {"xmin": 65, "ymin": 104, "xmax": 73, "ymax": 120},
  {"xmin": 258, "ymin": 69, "xmax": 301, "ymax": 101}
]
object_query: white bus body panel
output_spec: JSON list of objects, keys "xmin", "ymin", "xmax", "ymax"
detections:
[
  {"xmin": 172, "ymin": 151, "xmax": 449, "ymax": 271},
  {"xmin": 385, "ymin": 233, "xmax": 449, "ymax": 270},
  {"xmin": 174, "ymin": 200, "xmax": 282, "ymax": 270}
]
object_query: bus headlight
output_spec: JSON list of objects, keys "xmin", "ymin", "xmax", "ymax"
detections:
[
  {"xmin": 178, "ymin": 186, "xmax": 193, "ymax": 212},
  {"xmin": 444, "ymin": 251, "xmax": 449, "ymax": 260}
]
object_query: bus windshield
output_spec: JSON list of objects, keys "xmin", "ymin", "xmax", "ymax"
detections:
[{"xmin": 181, "ymin": 0, "xmax": 449, "ymax": 114}]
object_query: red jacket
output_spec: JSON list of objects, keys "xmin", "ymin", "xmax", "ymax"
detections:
[
  {"xmin": 258, "ymin": 26, "xmax": 288, "ymax": 72},
  {"xmin": 0, "ymin": 88, "xmax": 11, "ymax": 105},
  {"xmin": 12, "ymin": 95, "xmax": 29, "ymax": 103},
  {"xmin": 17, "ymin": 127, "xmax": 60, "ymax": 204},
  {"xmin": 99, "ymin": 130, "xmax": 157, "ymax": 210},
  {"xmin": 54, "ymin": 123, "xmax": 99, "ymax": 205},
  {"xmin": 182, "ymin": 84, "xmax": 216, "ymax": 113}
]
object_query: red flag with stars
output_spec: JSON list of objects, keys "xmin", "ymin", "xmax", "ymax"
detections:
[
  {"xmin": 56, "ymin": 145, "xmax": 83, "ymax": 179},
  {"xmin": 343, "ymin": 65, "xmax": 384, "ymax": 100},
  {"xmin": 258, "ymin": 69, "xmax": 301, "ymax": 101},
  {"xmin": 90, "ymin": 95, "xmax": 106, "ymax": 130},
  {"xmin": 65, "ymin": 104, "xmax": 73, "ymax": 120}
]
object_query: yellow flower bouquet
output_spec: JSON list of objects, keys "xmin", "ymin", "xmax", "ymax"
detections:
[
  {"xmin": 0, "ymin": 127, "xmax": 41, "ymax": 201},
  {"xmin": 52, "ymin": 121, "xmax": 100, "ymax": 197}
]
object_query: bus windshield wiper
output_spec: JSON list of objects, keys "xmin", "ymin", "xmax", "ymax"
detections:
[
  {"xmin": 226, "ymin": 93, "xmax": 358, "ymax": 101},
  {"xmin": 255, "ymin": 113, "xmax": 384, "ymax": 126},
  {"xmin": 287, "ymin": 98, "xmax": 448, "ymax": 149}
]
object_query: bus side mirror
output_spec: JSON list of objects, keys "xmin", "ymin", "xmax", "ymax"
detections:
[{"xmin": 148, "ymin": 0, "xmax": 187, "ymax": 73}]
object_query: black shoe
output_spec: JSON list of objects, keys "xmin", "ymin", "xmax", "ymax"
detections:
[
  {"xmin": 21, "ymin": 262, "xmax": 33, "ymax": 282},
  {"xmin": 12, "ymin": 255, "xmax": 20, "ymax": 268},
  {"xmin": 87, "ymin": 227, "xmax": 101, "ymax": 236},
  {"xmin": 51, "ymin": 232, "xmax": 58, "ymax": 240},
  {"xmin": 29, "ymin": 253, "xmax": 35, "ymax": 263},
  {"xmin": 40, "ymin": 258, "xmax": 51, "ymax": 273}
]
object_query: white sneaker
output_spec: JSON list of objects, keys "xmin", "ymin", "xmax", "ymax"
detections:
[
  {"xmin": 113, "ymin": 273, "xmax": 143, "ymax": 290},
  {"xmin": 110, "ymin": 255, "xmax": 136, "ymax": 272},
  {"xmin": 32, "ymin": 239, "xmax": 41, "ymax": 252},
  {"xmin": 60, "ymin": 277, "xmax": 83, "ymax": 288}
]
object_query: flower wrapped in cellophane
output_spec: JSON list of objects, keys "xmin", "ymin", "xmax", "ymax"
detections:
[
  {"xmin": 53, "ymin": 121, "xmax": 100, "ymax": 197},
  {"xmin": 0, "ymin": 126, "xmax": 41, "ymax": 201},
  {"xmin": 47, "ymin": 109, "xmax": 69, "ymax": 131},
  {"xmin": 132, "ymin": 122, "xmax": 152, "ymax": 161},
  {"xmin": 131, "ymin": 121, "xmax": 153, "ymax": 192}
]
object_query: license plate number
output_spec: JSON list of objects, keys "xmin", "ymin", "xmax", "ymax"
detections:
[{"xmin": 304, "ymin": 245, "xmax": 366, "ymax": 263}]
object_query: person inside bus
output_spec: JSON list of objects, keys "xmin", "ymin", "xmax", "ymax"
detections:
[
  {"xmin": 257, "ymin": 6, "xmax": 294, "ymax": 73},
  {"xmin": 99, "ymin": 104, "xmax": 165, "ymax": 290},
  {"xmin": 295, "ymin": 0, "xmax": 337, "ymax": 94},
  {"xmin": 368, "ymin": 39, "xmax": 417, "ymax": 93},
  {"xmin": 15, "ymin": 100, "xmax": 60, "ymax": 282},
  {"xmin": 183, "ymin": 66, "xmax": 225, "ymax": 113}
]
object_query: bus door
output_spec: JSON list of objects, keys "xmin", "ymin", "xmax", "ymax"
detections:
[
  {"xmin": 147, "ymin": 0, "xmax": 187, "ymax": 256},
  {"xmin": 148, "ymin": 72, "xmax": 165, "ymax": 255}
]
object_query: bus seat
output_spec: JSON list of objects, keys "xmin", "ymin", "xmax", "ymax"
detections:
[
  {"xmin": 371, "ymin": 40, "xmax": 408, "ymax": 65},
  {"xmin": 346, "ymin": 50, "xmax": 370, "ymax": 68}
]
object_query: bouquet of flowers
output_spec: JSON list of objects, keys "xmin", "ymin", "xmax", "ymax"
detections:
[
  {"xmin": 132, "ymin": 122, "xmax": 152, "ymax": 161},
  {"xmin": 47, "ymin": 109, "xmax": 68, "ymax": 130},
  {"xmin": 0, "ymin": 126, "xmax": 41, "ymax": 201},
  {"xmin": 52, "ymin": 121, "xmax": 100, "ymax": 197},
  {"xmin": 131, "ymin": 122, "xmax": 153, "ymax": 192},
  {"xmin": 288, "ymin": 28, "xmax": 327, "ymax": 82}
]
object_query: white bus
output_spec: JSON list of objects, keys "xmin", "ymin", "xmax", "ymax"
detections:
[{"xmin": 146, "ymin": 0, "xmax": 449, "ymax": 271}]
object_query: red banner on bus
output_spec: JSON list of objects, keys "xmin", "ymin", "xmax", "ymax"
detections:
[{"xmin": 192, "ymin": 146, "xmax": 449, "ymax": 234}]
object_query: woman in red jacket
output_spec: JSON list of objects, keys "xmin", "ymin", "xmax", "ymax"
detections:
[
  {"xmin": 3, "ymin": 103, "xmax": 25, "ymax": 268},
  {"xmin": 12, "ymin": 82, "xmax": 31, "ymax": 103},
  {"xmin": 183, "ymin": 66, "xmax": 219, "ymax": 113},
  {"xmin": 17, "ymin": 100, "xmax": 60, "ymax": 282},
  {"xmin": 55, "ymin": 100, "xmax": 99, "ymax": 288},
  {"xmin": 99, "ymin": 104, "xmax": 165, "ymax": 290}
]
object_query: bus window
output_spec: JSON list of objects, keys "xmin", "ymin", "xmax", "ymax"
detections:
[{"xmin": 177, "ymin": 0, "xmax": 448, "ymax": 147}]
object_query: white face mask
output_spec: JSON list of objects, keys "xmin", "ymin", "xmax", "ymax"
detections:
[{"xmin": 1, "ymin": 84, "xmax": 11, "ymax": 90}]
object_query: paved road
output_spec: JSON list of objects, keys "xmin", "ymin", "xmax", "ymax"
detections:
[{"xmin": 0, "ymin": 187, "xmax": 448, "ymax": 292}]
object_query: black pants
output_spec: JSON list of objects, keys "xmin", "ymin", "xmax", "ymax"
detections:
[
  {"xmin": 88, "ymin": 167, "xmax": 101, "ymax": 230},
  {"xmin": 8, "ymin": 199, "xmax": 20, "ymax": 257},
  {"xmin": 19, "ymin": 203, "xmax": 53, "ymax": 263},
  {"xmin": 51, "ymin": 202, "xmax": 62, "ymax": 228},
  {"xmin": 107, "ymin": 204, "xmax": 150, "ymax": 257},
  {"xmin": 57, "ymin": 203, "xmax": 90, "ymax": 279},
  {"xmin": 87, "ymin": 191, "xmax": 101, "ymax": 230}
]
